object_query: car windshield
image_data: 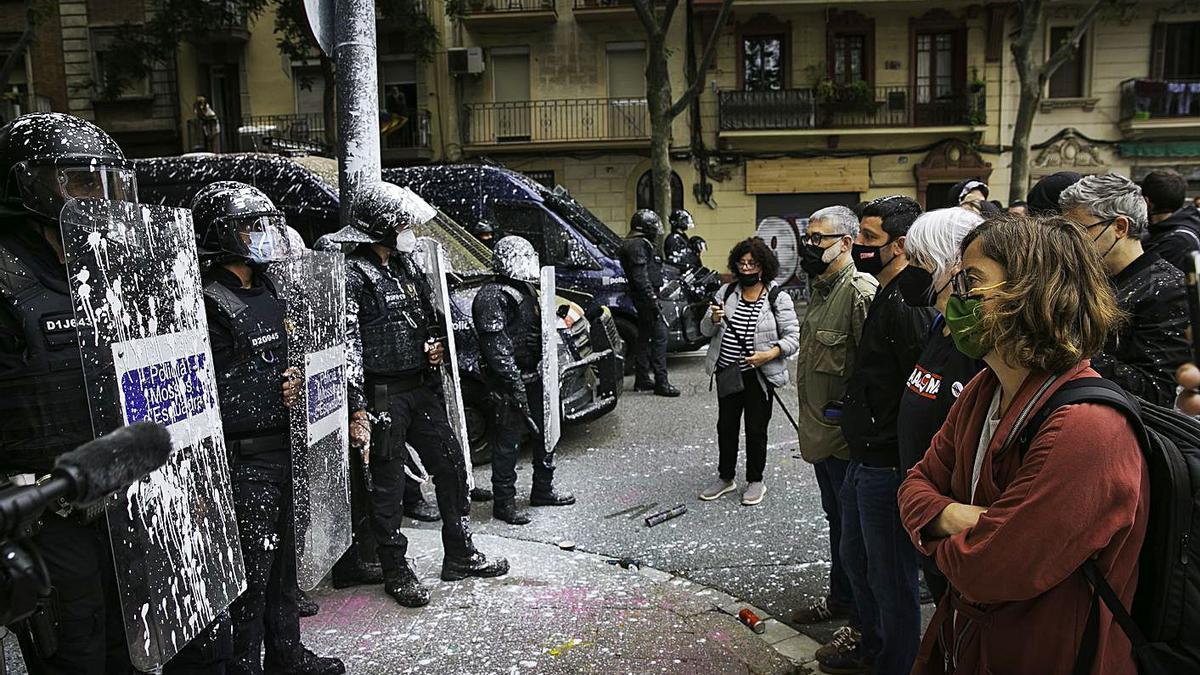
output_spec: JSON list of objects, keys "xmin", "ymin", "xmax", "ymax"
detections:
[
  {"xmin": 294, "ymin": 156, "xmax": 490, "ymax": 274},
  {"xmin": 539, "ymin": 185, "xmax": 622, "ymax": 257}
]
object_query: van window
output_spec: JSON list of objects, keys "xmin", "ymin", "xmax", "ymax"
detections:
[{"xmin": 493, "ymin": 200, "xmax": 549, "ymax": 258}]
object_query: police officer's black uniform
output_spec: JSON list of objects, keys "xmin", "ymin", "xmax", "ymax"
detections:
[
  {"xmin": 0, "ymin": 113, "xmax": 134, "ymax": 674},
  {"xmin": 191, "ymin": 181, "xmax": 343, "ymax": 675},
  {"xmin": 664, "ymin": 209, "xmax": 700, "ymax": 270},
  {"xmin": 472, "ymin": 236, "xmax": 574, "ymax": 525},
  {"xmin": 336, "ymin": 182, "xmax": 508, "ymax": 607},
  {"xmin": 618, "ymin": 210, "xmax": 679, "ymax": 397}
]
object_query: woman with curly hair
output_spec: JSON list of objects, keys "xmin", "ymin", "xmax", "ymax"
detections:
[
  {"xmin": 698, "ymin": 237, "xmax": 799, "ymax": 506},
  {"xmin": 898, "ymin": 215, "xmax": 1148, "ymax": 675}
]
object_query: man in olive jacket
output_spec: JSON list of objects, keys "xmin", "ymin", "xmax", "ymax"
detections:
[{"xmin": 793, "ymin": 205, "xmax": 877, "ymax": 631}]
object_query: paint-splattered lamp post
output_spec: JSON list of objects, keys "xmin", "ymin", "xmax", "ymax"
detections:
[{"xmin": 304, "ymin": 0, "xmax": 383, "ymax": 229}]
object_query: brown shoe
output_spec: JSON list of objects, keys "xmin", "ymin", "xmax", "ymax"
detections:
[
  {"xmin": 814, "ymin": 625, "xmax": 860, "ymax": 662},
  {"xmin": 791, "ymin": 596, "xmax": 851, "ymax": 624}
]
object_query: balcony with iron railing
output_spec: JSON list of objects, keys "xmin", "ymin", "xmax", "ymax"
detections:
[
  {"xmin": 459, "ymin": 0, "xmax": 557, "ymax": 30},
  {"xmin": 572, "ymin": 0, "xmax": 660, "ymax": 22},
  {"xmin": 1119, "ymin": 78, "xmax": 1200, "ymax": 134},
  {"xmin": 462, "ymin": 98, "xmax": 650, "ymax": 149},
  {"xmin": 718, "ymin": 84, "xmax": 985, "ymax": 139},
  {"xmin": 185, "ymin": 111, "xmax": 433, "ymax": 158}
]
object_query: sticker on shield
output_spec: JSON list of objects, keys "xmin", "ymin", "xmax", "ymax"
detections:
[
  {"xmin": 271, "ymin": 250, "xmax": 351, "ymax": 590},
  {"xmin": 541, "ymin": 265, "xmax": 561, "ymax": 456},
  {"xmin": 416, "ymin": 237, "xmax": 473, "ymax": 486},
  {"xmin": 60, "ymin": 198, "xmax": 245, "ymax": 670}
]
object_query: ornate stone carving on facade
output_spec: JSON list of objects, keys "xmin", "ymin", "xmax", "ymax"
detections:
[
  {"xmin": 913, "ymin": 138, "xmax": 993, "ymax": 208},
  {"xmin": 1032, "ymin": 129, "xmax": 1109, "ymax": 176}
]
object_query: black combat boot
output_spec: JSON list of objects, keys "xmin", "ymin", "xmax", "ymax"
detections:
[
  {"xmin": 330, "ymin": 559, "xmax": 383, "ymax": 589},
  {"xmin": 441, "ymin": 551, "xmax": 510, "ymax": 581},
  {"xmin": 384, "ymin": 561, "xmax": 431, "ymax": 608},
  {"xmin": 493, "ymin": 500, "xmax": 531, "ymax": 525},
  {"xmin": 296, "ymin": 588, "xmax": 319, "ymax": 617},
  {"xmin": 529, "ymin": 487, "xmax": 575, "ymax": 507},
  {"xmin": 633, "ymin": 378, "xmax": 655, "ymax": 392},
  {"xmin": 403, "ymin": 496, "xmax": 441, "ymax": 522},
  {"xmin": 267, "ymin": 647, "xmax": 345, "ymax": 675},
  {"xmin": 470, "ymin": 487, "xmax": 494, "ymax": 502},
  {"xmin": 654, "ymin": 382, "xmax": 680, "ymax": 397}
]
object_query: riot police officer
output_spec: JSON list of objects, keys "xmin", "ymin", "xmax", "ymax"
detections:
[
  {"xmin": 618, "ymin": 210, "xmax": 679, "ymax": 397},
  {"xmin": 192, "ymin": 182, "xmax": 343, "ymax": 675},
  {"xmin": 0, "ymin": 112, "xmax": 135, "ymax": 674},
  {"xmin": 476, "ymin": 220, "xmax": 497, "ymax": 250},
  {"xmin": 664, "ymin": 209, "xmax": 700, "ymax": 270},
  {"xmin": 472, "ymin": 236, "xmax": 575, "ymax": 525},
  {"xmin": 340, "ymin": 182, "xmax": 508, "ymax": 608}
]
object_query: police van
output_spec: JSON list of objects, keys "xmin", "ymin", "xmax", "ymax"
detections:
[{"xmin": 135, "ymin": 152, "xmax": 623, "ymax": 463}]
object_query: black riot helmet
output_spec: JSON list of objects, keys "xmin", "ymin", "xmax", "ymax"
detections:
[
  {"xmin": 350, "ymin": 181, "xmax": 436, "ymax": 244},
  {"xmin": 669, "ymin": 209, "xmax": 694, "ymax": 233},
  {"xmin": 630, "ymin": 209, "xmax": 663, "ymax": 238},
  {"xmin": 190, "ymin": 181, "xmax": 291, "ymax": 264},
  {"xmin": 476, "ymin": 219, "xmax": 497, "ymax": 248},
  {"xmin": 0, "ymin": 112, "xmax": 136, "ymax": 222},
  {"xmin": 689, "ymin": 235, "xmax": 707, "ymax": 255}
]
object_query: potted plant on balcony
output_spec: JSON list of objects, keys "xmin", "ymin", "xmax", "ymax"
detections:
[{"xmin": 816, "ymin": 78, "xmax": 876, "ymax": 115}]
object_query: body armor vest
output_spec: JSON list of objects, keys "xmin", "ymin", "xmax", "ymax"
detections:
[
  {"xmin": 203, "ymin": 276, "xmax": 289, "ymax": 439},
  {"xmin": 349, "ymin": 253, "xmax": 430, "ymax": 377},
  {"xmin": 0, "ymin": 243, "xmax": 93, "ymax": 473},
  {"xmin": 498, "ymin": 283, "xmax": 542, "ymax": 373}
]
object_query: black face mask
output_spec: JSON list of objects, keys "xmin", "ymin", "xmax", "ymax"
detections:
[
  {"xmin": 852, "ymin": 242, "xmax": 888, "ymax": 276},
  {"xmin": 897, "ymin": 266, "xmax": 940, "ymax": 307},
  {"xmin": 737, "ymin": 272, "xmax": 761, "ymax": 288},
  {"xmin": 800, "ymin": 244, "xmax": 832, "ymax": 277}
]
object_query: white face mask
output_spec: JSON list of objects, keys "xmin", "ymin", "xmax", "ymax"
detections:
[
  {"xmin": 821, "ymin": 239, "xmax": 844, "ymax": 264},
  {"xmin": 247, "ymin": 231, "xmax": 279, "ymax": 263},
  {"xmin": 395, "ymin": 228, "xmax": 418, "ymax": 253}
]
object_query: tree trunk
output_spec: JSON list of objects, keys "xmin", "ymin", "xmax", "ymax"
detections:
[
  {"xmin": 321, "ymin": 56, "xmax": 337, "ymax": 149},
  {"xmin": 1009, "ymin": 84, "xmax": 1040, "ymax": 203},
  {"xmin": 646, "ymin": 36, "xmax": 674, "ymax": 224}
]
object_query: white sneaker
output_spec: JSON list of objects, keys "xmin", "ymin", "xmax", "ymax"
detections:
[
  {"xmin": 699, "ymin": 478, "xmax": 737, "ymax": 501},
  {"xmin": 742, "ymin": 481, "xmax": 767, "ymax": 505}
]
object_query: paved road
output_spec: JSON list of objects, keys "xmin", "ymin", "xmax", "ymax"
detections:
[{"xmin": 412, "ymin": 349, "xmax": 854, "ymax": 644}]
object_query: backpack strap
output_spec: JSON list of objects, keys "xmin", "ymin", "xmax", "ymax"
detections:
[
  {"xmin": 722, "ymin": 283, "xmax": 783, "ymax": 312},
  {"xmin": 1014, "ymin": 377, "xmax": 1151, "ymax": 675}
]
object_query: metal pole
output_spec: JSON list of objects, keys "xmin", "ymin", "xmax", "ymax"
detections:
[{"xmin": 334, "ymin": 0, "xmax": 382, "ymax": 229}]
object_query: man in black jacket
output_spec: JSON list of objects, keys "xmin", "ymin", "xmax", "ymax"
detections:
[
  {"xmin": 1140, "ymin": 168, "xmax": 1200, "ymax": 273},
  {"xmin": 618, "ymin": 209, "xmax": 679, "ymax": 397},
  {"xmin": 825, "ymin": 196, "xmax": 934, "ymax": 675},
  {"xmin": 1061, "ymin": 173, "xmax": 1190, "ymax": 406}
]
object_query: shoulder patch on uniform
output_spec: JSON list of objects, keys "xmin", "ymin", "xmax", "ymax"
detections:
[{"xmin": 203, "ymin": 279, "xmax": 248, "ymax": 319}]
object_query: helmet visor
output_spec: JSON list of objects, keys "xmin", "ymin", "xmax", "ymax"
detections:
[
  {"xmin": 223, "ymin": 212, "xmax": 292, "ymax": 263},
  {"xmin": 12, "ymin": 162, "xmax": 137, "ymax": 219}
]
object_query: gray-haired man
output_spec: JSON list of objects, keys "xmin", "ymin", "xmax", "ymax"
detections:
[
  {"xmin": 792, "ymin": 206, "xmax": 877, "ymax": 641},
  {"xmin": 1061, "ymin": 172, "xmax": 1190, "ymax": 406}
]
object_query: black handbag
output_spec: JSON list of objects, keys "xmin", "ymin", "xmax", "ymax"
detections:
[{"xmin": 715, "ymin": 363, "xmax": 744, "ymax": 398}]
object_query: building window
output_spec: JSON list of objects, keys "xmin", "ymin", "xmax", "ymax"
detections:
[
  {"xmin": 1162, "ymin": 22, "xmax": 1200, "ymax": 79},
  {"xmin": 292, "ymin": 63, "xmax": 325, "ymax": 116},
  {"xmin": 91, "ymin": 29, "xmax": 151, "ymax": 98},
  {"xmin": 635, "ymin": 170, "xmax": 684, "ymax": 213},
  {"xmin": 915, "ymin": 33, "xmax": 955, "ymax": 103},
  {"xmin": 1047, "ymin": 26, "xmax": 1088, "ymax": 99},
  {"xmin": 523, "ymin": 170, "xmax": 556, "ymax": 187},
  {"xmin": 827, "ymin": 10, "xmax": 874, "ymax": 86},
  {"xmin": 743, "ymin": 35, "xmax": 785, "ymax": 91}
]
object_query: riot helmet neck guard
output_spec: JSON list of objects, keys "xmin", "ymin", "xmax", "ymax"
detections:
[
  {"xmin": 190, "ymin": 181, "xmax": 291, "ymax": 265},
  {"xmin": 0, "ymin": 113, "xmax": 136, "ymax": 224}
]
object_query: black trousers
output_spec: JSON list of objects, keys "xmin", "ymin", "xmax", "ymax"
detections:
[
  {"xmin": 227, "ymin": 461, "xmax": 304, "ymax": 674},
  {"xmin": 15, "ymin": 515, "xmax": 130, "ymax": 675},
  {"xmin": 490, "ymin": 380, "xmax": 554, "ymax": 504},
  {"xmin": 716, "ymin": 370, "xmax": 773, "ymax": 483},
  {"xmin": 632, "ymin": 303, "xmax": 669, "ymax": 384},
  {"xmin": 366, "ymin": 383, "xmax": 473, "ymax": 577}
]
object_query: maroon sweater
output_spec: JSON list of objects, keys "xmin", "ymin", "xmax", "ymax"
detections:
[{"xmin": 898, "ymin": 361, "xmax": 1149, "ymax": 675}]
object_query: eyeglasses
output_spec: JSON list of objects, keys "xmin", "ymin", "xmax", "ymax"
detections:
[
  {"xmin": 951, "ymin": 269, "xmax": 1005, "ymax": 298},
  {"xmin": 802, "ymin": 232, "xmax": 846, "ymax": 246},
  {"xmin": 737, "ymin": 259, "xmax": 761, "ymax": 270}
]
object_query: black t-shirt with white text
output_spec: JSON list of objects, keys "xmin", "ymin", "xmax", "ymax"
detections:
[{"xmin": 897, "ymin": 318, "xmax": 984, "ymax": 472}]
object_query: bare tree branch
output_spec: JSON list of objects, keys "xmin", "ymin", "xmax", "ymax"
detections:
[
  {"xmin": 631, "ymin": 0, "xmax": 660, "ymax": 37},
  {"xmin": 1038, "ymin": 0, "xmax": 1112, "ymax": 82},
  {"xmin": 668, "ymin": 0, "xmax": 732, "ymax": 118}
]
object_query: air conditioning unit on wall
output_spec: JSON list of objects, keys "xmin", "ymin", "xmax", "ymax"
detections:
[{"xmin": 448, "ymin": 48, "xmax": 485, "ymax": 76}]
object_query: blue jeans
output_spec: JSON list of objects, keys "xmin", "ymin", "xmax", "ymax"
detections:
[
  {"xmin": 839, "ymin": 462, "xmax": 921, "ymax": 675},
  {"xmin": 813, "ymin": 456, "xmax": 855, "ymax": 613}
]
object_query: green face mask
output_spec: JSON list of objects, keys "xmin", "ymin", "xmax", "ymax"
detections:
[{"xmin": 944, "ymin": 294, "xmax": 990, "ymax": 359}]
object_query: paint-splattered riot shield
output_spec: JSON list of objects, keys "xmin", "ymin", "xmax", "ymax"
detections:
[
  {"xmin": 416, "ymin": 237, "xmax": 473, "ymax": 486},
  {"xmin": 271, "ymin": 250, "xmax": 351, "ymax": 590},
  {"xmin": 59, "ymin": 199, "xmax": 245, "ymax": 671},
  {"xmin": 540, "ymin": 265, "xmax": 561, "ymax": 456}
]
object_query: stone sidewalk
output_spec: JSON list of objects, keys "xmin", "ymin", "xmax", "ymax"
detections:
[{"xmin": 299, "ymin": 529, "xmax": 821, "ymax": 674}]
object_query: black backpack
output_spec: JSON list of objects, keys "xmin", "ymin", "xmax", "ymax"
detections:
[{"xmin": 1016, "ymin": 378, "xmax": 1200, "ymax": 675}]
